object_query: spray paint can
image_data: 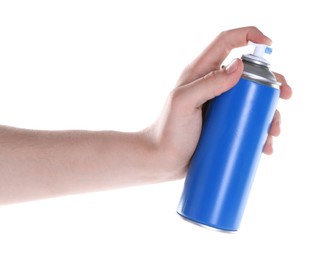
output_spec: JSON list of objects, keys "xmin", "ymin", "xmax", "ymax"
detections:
[{"xmin": 177, "ymin": 42, "xmax": 281, "ymax": 231}]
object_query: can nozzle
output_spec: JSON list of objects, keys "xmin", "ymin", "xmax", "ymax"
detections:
[
  {"xmin": 250, "ymin": 41, "xmax": 272, "ymax": 57},
  {"xmin": 247, "ymin": 41, "xmax": 272, "ymax": 65}
]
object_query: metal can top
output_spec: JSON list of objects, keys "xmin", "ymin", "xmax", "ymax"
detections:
[{"xmin": 241, "ymin": 54, "xmax": 281, "ymax": 88}]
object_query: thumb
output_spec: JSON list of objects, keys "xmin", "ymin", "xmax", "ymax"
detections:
[{"xmin": 182, "ymin": 58, "xmax": 243, "ymax": 108}]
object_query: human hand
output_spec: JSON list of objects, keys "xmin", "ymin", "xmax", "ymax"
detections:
[
  {"xmin": 0, "ymin": 27, "xmax": 292, "ymax": 204},
  {"xmin": 149, "ymin": 26, "xmax": 292, "ymax": 179}
]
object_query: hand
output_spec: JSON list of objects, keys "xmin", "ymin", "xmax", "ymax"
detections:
[
  {"xmin": 0, "ymin": 26, "xmax": 292, "ymax": 205},
  {"xmin": 149, "ymin": 26, "xmax": 292, "ymax": 179}
]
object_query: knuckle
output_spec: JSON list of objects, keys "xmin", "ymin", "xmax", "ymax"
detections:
[
  {"xmin": 168, "ymin": 87, "xmax": 185, "ymax": 109},
  {"xmin": 247, "ymin": 25, "xmax": 259, "ymax": 31},
  {"xmin": 205, "ymin": 71, "xmax": 227, "ymax": 97}
]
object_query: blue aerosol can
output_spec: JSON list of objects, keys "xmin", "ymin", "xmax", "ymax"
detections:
[{"xmin": 177, "ymin": 42, "xmax": 281, "ymax": 231}]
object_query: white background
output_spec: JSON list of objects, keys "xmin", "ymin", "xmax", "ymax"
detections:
[{"xmin": 0, "ymin": 1, "xmax": 318, "ymax": 259}]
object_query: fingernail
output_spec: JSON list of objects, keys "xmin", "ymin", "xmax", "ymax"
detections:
[
  {"xmin": 264, "ymin": 34, "xmax": 273, "ymax": 45},
  {"xmin": 225, "ymin": 59, "xmax": 238, "ymax": 74},
  {"xmin": 266, "ymin": 136, "xmax": 273, "ymax": 153},
  {"xmin": 276, "ymin": 118, "xmax": 281, "ymax": 128}
]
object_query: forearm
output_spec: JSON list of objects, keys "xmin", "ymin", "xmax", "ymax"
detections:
[{"xmin": 0, "ymin": 125, "xmax": 170, "ymax": 205}]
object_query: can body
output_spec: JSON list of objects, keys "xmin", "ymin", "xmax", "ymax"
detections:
[{"xmin": 177, "ymin": 77, "xmax": 280, "ymax": 231}]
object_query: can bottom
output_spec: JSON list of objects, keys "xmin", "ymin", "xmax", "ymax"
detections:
[{"xmin": 177, "ymin": 212, "xmax": 237, "ymax": 234}]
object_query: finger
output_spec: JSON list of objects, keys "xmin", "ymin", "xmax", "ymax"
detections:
[
  {"xmin": 179, "ymin": 26, "xmax": 272, "ymax": 85},
  {"xmin": 263, "ymin": 135, "xmax": 273, "ymax": 155},
  {"xmin": 269, "ymin": 110, "xmax": 281, "ymax": 137},
  {"xmin": 174, "ymin": 59, "xmax": 243, "ymax": 111},
  {"xmin": 273, "ymin": 72, "xmax": 292, "ymax": 100}
]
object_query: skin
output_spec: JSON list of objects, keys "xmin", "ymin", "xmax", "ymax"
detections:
[{"xmin": 0, "ymin": 26, "xmax": 292, "ymax": 205}]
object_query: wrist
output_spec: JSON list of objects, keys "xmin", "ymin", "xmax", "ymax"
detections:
[{"xmin": 140, "ymin": 125, "xmax": 187, "ymax": 183}]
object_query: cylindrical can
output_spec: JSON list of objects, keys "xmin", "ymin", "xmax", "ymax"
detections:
[{"xmin": 177, "ymin": 49, "xmax": 280, "ymax": 231}]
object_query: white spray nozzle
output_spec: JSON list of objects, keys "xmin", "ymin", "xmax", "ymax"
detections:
[
  {"xmin": 249, "ymin": 41, "xmax": 272, "ymax": 57},
  {"xmin": 248, "ymin": 41, "xmax": 272, "ymax": 64}
]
